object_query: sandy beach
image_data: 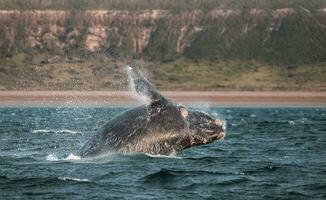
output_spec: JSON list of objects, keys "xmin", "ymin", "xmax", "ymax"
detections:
[{"xmin": 0, "ymin": 91, "xmax": 325, "ymax": 107}]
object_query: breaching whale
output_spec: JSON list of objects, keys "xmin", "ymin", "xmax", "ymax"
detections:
[{"xmin": 77, "ymin": 67, "xmax": 225, "ymax": 156}]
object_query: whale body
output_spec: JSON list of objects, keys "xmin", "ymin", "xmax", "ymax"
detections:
[{"xmin": 77, "ymin": 68, "xmax": 225, "ymax": 156}]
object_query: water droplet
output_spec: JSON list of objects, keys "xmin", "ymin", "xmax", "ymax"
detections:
[{"xmin": 288, "ymin": 121, "xmax": 295, "ymax": 125}]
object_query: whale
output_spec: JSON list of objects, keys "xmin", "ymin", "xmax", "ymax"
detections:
[{"xmin": 77, "ymin": 67, "xmax": 225, "ymax": 157}]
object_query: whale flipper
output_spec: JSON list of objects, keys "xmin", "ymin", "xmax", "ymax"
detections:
[{"xmin": 128, "ymin": 66, "xmax": 167, "ymax": 104}]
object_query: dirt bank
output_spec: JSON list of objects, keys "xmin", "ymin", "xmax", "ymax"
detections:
[{"xmin": 0, "ymin": 91, "xmax": 325, "ymax": 107}]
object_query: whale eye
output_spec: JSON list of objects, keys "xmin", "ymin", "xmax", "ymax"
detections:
[{"xmin": 179, "ymin": 106, "xmax": 188, "ymax": 119}]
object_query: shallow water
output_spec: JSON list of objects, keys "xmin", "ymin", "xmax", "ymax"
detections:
[{"xmin": 0, "ymin": 107, "xmax": 325, "ymax": 199}]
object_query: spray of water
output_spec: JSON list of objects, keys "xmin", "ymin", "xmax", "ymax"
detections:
[
  {"xmin": 126, "ymin": 65, "xmax": 135, "ymax": 91},
  {"xmin": 125, "ymin": 65, "xmax": 151, "ymax": 105},
  {"xmin": 197, "ymin": 102, "xmax": 213, "ymax": 115},
  {"xmin": 46, "ymin": 153, "xmax": 81, "ymax": 161}
]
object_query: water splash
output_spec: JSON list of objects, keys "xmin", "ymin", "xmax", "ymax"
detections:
[
  {"xmin": 46, "ymin": 154, "xmax": 58, "ymax": 161},
  {"xmin": 125, "ymin": 65, "xmax": 150, "ymax": 104},
  {"xmin": 221, "ymin": 119, "xmax": 227, "ymax": 131},
  {"xmin": 126, "ymin": 65, "xmax": 135, "ymax": 91},
  {"xmin": 195, "ymin": 102, "xmax": 212, "ymax": 113},
  {"xmin": 288, "ymin": 121, "xmax": 295, "ymax": 125},
  {"xmin": 65, "ymin": 153, "xmax": 81, "ymax": 160},
  {"xmin": 46, "ymin": 153, "xmax": 81, "ymax": 161}
]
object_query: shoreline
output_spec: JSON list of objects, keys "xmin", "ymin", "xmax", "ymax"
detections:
[{"xmin": 0, "ymin": 91, "xmax": 326, "ymax": 107}]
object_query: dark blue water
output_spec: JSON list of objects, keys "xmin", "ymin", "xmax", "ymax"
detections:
[{"xmin": 0, "ymin": 107, "xmax": 325, "ymax": 199}]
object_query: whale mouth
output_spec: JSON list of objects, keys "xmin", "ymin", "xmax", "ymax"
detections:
[
  {"xmin": 203, "ymin": 123, "xmax": 225, "ymax": 141},
  {"xmin": 190, "ymin": 131, "xmax": 225, "ymax": 146},
  {"xmin": 210, "ymin": 132, "xmax": 225, "ymax": 141}
]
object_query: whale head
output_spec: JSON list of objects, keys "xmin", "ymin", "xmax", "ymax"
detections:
[
  {"xmin": 179, "ymin": 106, "xmax": 225, "ymax": 146},
  {"xmin": 126, "ymin": 67, "xmax": 225, "ymax": 153}
]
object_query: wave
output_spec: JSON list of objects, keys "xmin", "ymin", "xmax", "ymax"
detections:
[
  {"xmin": 31, "ymin": 129, "xmax": 82, "ymax": 134},
  {"xmin": 0, "ymin": 175, "xmax": 9, "ymax": 181},
  {"xmin": 3, "ymin": 176, "xmax": 90, "ymax": 186},
  {"xmin": 139, "ymin": 168, "xmax": 252, "ymax": 188},
  {"xmin": 58, "ymin": 176, "xmax": 90, "ymax": 182},
  {"xmin": 184, "ymin": 156, "xmax": 220, "ymax": 162},
  {"xmin": 216, "ymin": 177, "xmax": 251, "ymax": 186},
  {"xmin": 141, "ymin": 168, "xmax": 233, "ymax": 182}
]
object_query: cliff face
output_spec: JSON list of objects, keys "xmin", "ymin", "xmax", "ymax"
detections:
[{"xmin": 1, "ymin": 8, "xmax": 326, "ymax": 64}]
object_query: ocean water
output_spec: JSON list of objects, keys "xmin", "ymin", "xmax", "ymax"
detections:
[{"xmin": 0, "ymin": 106, "xmax": 325, "ymax": 199}]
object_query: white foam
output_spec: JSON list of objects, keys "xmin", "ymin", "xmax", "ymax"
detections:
[
  {"xmin": 32, "ymin": 129, "xmax": 52, "ymax": 134},
  {"xmin": 288, "ymin": 121, "xmax": 295, "ymax": 125},
  {"xmin": 65, "ymin": 153, "xmax": 81, "ymax": 160},
  {"xmin": 56, "ymin": 129, "xmax": 81, "ymax": 134},
  {"xmin": 58, "ymin": 176, "xmax": 89, "ymax": 182},
  {"xmin": 32, "ymin": 129, "xmax": 81, "ymax": 134},
  {"xmin": 46, "ymin": 154, "xmax": 59, "ymax": 161},
  {"xmin": 46, "ymin": 153, "xmax": 81, "ymax": 161},
  {"xmin": 145, "ymin": 153, "xmax": 182, "ymax": 159}
]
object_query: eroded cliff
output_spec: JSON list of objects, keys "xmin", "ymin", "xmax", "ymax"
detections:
[{"xmin": 1, "ymin": 8, "xmax": 326, "ymax": 64}]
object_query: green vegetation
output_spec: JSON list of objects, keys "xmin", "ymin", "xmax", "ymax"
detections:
[
  {"xmin": 144, "ymin": 20, "xmax": 179, "ymax": 62},
  {"xmin": 0, "ymin": 54, "xmax": 325, "ymax": 91},
  {"xmin": 150, "ymin": 59, "xmax": 326, "ymax": 91}
]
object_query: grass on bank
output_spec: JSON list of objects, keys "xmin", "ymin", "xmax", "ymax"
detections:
[
  {"xmin": 0, "ymin": 53, "xmax": 325, "ymax": 91},
  {"xmin": 150, "ymin": 58, "xmax": 326, "ymax": 91}
]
